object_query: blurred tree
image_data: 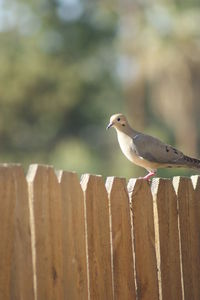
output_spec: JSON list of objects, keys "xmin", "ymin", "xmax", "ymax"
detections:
[
  {"xmin": 117, "ymin": 1, "xmax": 200, "ymax": 177},
  {"xmin": 0, "ymin": 0, "xmax": 122, "ymax": 175},
  {"xmin": 0, "ymin": 0, "xmax": 200, "ymax": 178}
]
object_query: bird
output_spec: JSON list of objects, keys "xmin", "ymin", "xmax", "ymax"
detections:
[{"xmin": 106, "ymin": 113, "xmax": 200, "ymax": 180}]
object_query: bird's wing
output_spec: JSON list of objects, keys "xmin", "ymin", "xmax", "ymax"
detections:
[{"xmin": 132, "ymin": 133, "xmax": 184, "ymax": 165}]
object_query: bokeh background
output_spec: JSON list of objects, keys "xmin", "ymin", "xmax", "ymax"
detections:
[{"xmin": 0, "ymin": 0, "xmax": 200, "ymax": 179}]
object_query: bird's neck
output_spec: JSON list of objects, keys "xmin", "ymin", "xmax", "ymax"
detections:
[{"xmin": 116, "ymin": 124, "xmax": 139, "ymax": 137}]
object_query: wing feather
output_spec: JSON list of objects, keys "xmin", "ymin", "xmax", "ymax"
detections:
[{"xmin": 132, "ymin": 134, "xmax": 184, "ymax": 164}]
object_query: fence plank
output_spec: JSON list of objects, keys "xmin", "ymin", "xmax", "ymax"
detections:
[
  {"xmin": 2, "ymin": 162, "xmax": 200, "ymax": 300},
  {"xmin": 27, "ymin": 165, "xmax": 63, "ymax": 300},
  {"xmin": 58, "ymin": 171, "xmax": 88, "ymax": 300},
  {"xmin": 128, "ymin": 179, "xmax": 159, "ymax": 300},
  {"xmin": 0, "ymin": 165, "xmax": 16, "ymax": 299},
  {"xmin": 11, "ymin": 165, "xmax": 34, "ymax": 300},
  {"xmin": 173, "ymin": 176, "xmax": 200, "ymax": 300},
  {"xmin": 106, "ymin": 177, "xmax": 136, "ymax": 300},
  {"xmin": 81, "ymin": 174, "xmax": 113, "ymax": 300},
  {"xmin": 152, "ymin": 178, "xmax": 182, "ymax": 300}
]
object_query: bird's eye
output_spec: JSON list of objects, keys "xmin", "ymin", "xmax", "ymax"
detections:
[{"xmin": 117, "ymin": 117, "xmax": 120, "ymax": 121}]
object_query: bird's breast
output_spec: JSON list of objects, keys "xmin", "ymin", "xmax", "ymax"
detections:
[
  {"xmin": 116, "ymin": 131, "xmax": 160, "ymax": 170},
  {"xmin": 117, "ymin": 132, "xmax": 138, "ymax": 163}
]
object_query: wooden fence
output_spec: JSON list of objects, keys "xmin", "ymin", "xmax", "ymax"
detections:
[{"xmin": 0, "ymin": 164, "xmax": 200, "ymax": 300}]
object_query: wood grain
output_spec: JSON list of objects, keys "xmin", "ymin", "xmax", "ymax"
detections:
[
  {"xmin": 11, "ymin": 165, "xmax": 34, "ymax": 300},
  {"xmin": 128, "ymin": 179, "xmax": 159, "ymax": 300},
  {"xmin": 174, "ymin": 176, "xmax": 200, "ymax": 300},
  {"xmin": 106, "ymin": 177, "xmax": 136, "ymax": 300},
  {"xmin": 81, "ymin": 174, "xmax": 113, "ymax": 300},
  {"xmin": 58, "ymin": 171, "xmax": 88, "ymax": 300},
  {"xmin": 27, "ymin": 164, "xmax": 64, "ymax": 300},
  {"xmin": 0, "ymin": 165, "xmax": 16, "ymax": 299},
  {"xmin": 153, "ymin": 178, "xmax": 182, "ymax": 300}
]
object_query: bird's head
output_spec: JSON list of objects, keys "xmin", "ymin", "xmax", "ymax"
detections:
[{"xmin": 106, "ymin": 113, "xmax": 128, "ymax": 131}]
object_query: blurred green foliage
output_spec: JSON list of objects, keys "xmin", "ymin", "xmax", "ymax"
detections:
[{"xmin": 0, "ymin": 0, "xmax": 200, "ymax": 179}]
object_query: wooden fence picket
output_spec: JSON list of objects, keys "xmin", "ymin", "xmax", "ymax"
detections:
[
  {"xmin": 191, "ymin": 176, "xmax": 200, "ymax": 300},
  {"xmin": 173, "ymin": 176, "xmax": 200, "ymax": 300},
  {"xmin": 81, "ymin": 174, "xmax": 113, "ymax": 300},
  {"xmin": 0, "ymin": 165, "xmax": 17, "ymax": 299},
  {"xmin": 128, "ymin": 179, "xmax": 159, "ymax": 300},
  {"xmin": 11, "ymin": 165, "xmax": 34, "ymax": 300},
  {"xmin": 152, "ymin": 178, "xmax": 182, "ymax": 300},
  {"xmin": 106, "ymin": 177, "xmax": 136, "ymax": 300},
  {"xmin": 58, "ymin": 171, "xmax": 88, "ymax": 300},
  {"xmin": 27, "ymin": 165, "xmax": 64, "ymax": 300}
]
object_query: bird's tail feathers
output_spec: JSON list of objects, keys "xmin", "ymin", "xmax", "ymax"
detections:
[{"xmin": 182, "ymin": 155, "xmax": 200, "ymax": 170}]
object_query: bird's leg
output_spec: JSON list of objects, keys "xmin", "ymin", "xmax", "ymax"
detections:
[
  {"xmin": 129, "ymin": 170, "xmax": 157, "ymax": 193},
  {"xmin": 142, "ymin": 170, "xmax": 156, "ymax": 181}
]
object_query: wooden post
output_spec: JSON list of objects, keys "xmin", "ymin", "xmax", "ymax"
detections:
[
  {"xmin": 81, "ymin": 174, "xmax": 113, "ymax": 300},
  {"xmin": 106, "ymin": 177, "xmax": 136, "ymax": 300},
  {"xmin": 58, "ymin": 171, "xmax": 88, "ymax": 300},
  {"xmin": 0, "ymin": 165, "xmax": 16, "ymax": 299},
  {"xmin": 128, "ymin": 179, "xmax": 159, "ymax": 300},
  {"xmin": 11, "ymin": 165, "xmax": 34, "ymax": 299},
  {"xmin": 27, "ymin": 165, "xmax": 64, "ymax": 300},
  {"xmin": 173, "ymin": 176, "xmax": 200, "ymax": 300},
  {"xmin": 152, "ymin": 178, "xmax": 182, "ymax": 300}
]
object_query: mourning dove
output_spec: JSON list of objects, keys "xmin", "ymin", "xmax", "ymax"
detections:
[{"xmin": 107, "ymin": 113, "xmax": 200, "ymax": 180}]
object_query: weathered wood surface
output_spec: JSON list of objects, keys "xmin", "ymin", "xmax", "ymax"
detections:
[
  {"xmin": 12, "ymin": 165, "xmax": 34, "ymax": 300},
  {"xmin": 152, "ymin": 178, "xmax": 182, "ymax": 300},
  {"xmin": 173, "ymin": 176, "xmax": 200, "ymax": 300},
  {"xmin": 0, "ymin": 165, "xmax": 17, "ymax": 299},
  {"xmin": 106, "ymin": 177, "xmax": 136, "ymax": 300},
  {"xmin": 58, "ymin": 171, "xmax": 88, "ymax": 300},
  {"xmin": 81, "ymin": 174, "xmax": 113, "ymax": 300},
  {"xmin": 0, "ymin": 164, "xmax": 199, "ymax": 300},
  {"xmin": 27, "ymin": 165, "xmax": 64, "ymax": 300},
  {"xmin": 128, "ymin": 179, "xmax": 159, "ymax": 300}
]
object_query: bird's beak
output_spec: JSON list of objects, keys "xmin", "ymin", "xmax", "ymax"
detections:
[{"xmin": 106, "ymin": 122, "xmax": 113, "ymax": 130}]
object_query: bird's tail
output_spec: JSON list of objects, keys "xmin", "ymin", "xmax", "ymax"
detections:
[{"xmin": 182, "ymin": 155, "xmax": 200, "ymax": 170}]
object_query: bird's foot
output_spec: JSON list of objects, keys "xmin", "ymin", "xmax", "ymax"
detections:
[
  {"xmin": 128, "ymin": 171, "xmax": 157, "ymax": 193},
  {"xmin": 141, "ymin": 171, "xmax": 156, "ymax": 182},
  {"xmin": 138, "ymin": 176, "xmax": 151, "ymax": 185}
]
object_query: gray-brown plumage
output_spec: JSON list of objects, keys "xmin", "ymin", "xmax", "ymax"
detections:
[{"xmin": 107, "ymin": 113, "xmax": 200, "ymax": 179}]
